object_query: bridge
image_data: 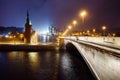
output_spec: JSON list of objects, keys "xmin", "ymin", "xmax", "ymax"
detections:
[
  {"xmin": 0, "ymin": 34, "xmax": 120, "ymax": 80},
  {"xmin": 59, "ymin": 36, "xmax": 120, "ymax": 80}
]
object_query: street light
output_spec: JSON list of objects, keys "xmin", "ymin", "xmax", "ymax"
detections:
[
  {"xmin": 93, "ymin": 29, "xmax": 96, "ymax": 33},
  {"xmin": 92, "ymin": 29, "xmax": 96, "ymax": 37},
  {"xmin": 72, "ymin": 20, "xmax": 77, "ymax": 26},
  {"xmin": 62, "ymin": 29, "xmax": 69, "ymax": 36},
  {"xmin": 79, "ymin": 10, "xmax": 87, "ymax": 33},
  {"xmin": 87, "ymin": 30, "xmax": 90, "ymax": 36},
  {"xmin": 68, "ymin": 25, "xmax": 72, "ymax": 29},
  {"xmin": 62, "ymin": 25, "xmax": 72, "ymax": 36},
  {"xmin": 112, "ymin": 33, "xmax": 116, "ymax": 37},
  {"xmin": 102, "ymin": 26, "xmax": 107, "ymax": 36},
  {"xmin": 102, "ymin": 26, "xmax": 106, "ymax": 30},
  {"xmin": 80, "ymin": 10, "xmax": 87, "ymax": 23},
  {"xmin": 68, "ymin": 25, "xmax": 72, "ymax": 36}
]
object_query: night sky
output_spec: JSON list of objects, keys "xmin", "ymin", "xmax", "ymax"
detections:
[{"xmin": 0, "ymin": 0, "xmax": 120, "ymax": 32}]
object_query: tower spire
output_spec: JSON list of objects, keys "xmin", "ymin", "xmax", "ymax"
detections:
[
  {"xmin": 26, "ymin": 10, "xmax": 30, "ymax": 24},
  {"xmin": 24, "ymin": 10, "xmax": 32, "ymax": 43}
]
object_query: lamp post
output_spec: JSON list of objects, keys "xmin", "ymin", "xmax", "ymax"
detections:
[
  {"xmin": 112, "ymin": 33, "xmax": 116, "ymax": 37},
  {"xmin": 102, "ymin": 26, "xmax": 107, "ymax": 36},
  {"xmin": 68, "ymin": 25, "xmax": 72, "ymax": 37},
  {"xmin": 92, "ymin": 29, "xmax": 96, "ymax": 36},
  {"xmin": 68, "ymin": 25, "xmax": 72, "ymax": 36},
  {"xmin": 80, "ymin": 11, "xmax": 87, "ymax": 23},
  {"xmin": 68, "ymin": 25, "xmax": 72, "ymax": 30},
  {"xmin": 72, "ymin": 20, "xmax": 77, "ymax": 36},
  {"xmin": 93, "ymin": 29, "xmax": 96, "ymax": 33},
  {"xmin": 87, "ymin": 30, "xmax": 90, "ymax": 36},
  {"xmin": 79, "ymin": 10, "xmax": 87, "ymax": 34},
  {"xmin": 72, "ymin": 20, "xmax": 77, "ymax": 26}
]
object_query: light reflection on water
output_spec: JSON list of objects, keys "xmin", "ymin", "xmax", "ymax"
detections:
[
  {"xmin": 7, "ymin": 51, "xmax": 24, "ymax": 63},
  {"xmin": 0, "ymin": 50, "xmax": 93, "ymax": 80},
  {"xmin": 60, "ymin": 53, "xmax": 76, "ymax": 80},
  {"xmin": 0, "ymin": 51, "xmax": 61, "ymax": 80},
  {"xmin": 28, "ymin": 52, "xmax": 41, "ymax": 74},
  {"xmin": 61, "ymin": 53, "xmax": 72, "ymax": 70},
  {"xmin": 28, "ymin": 52, "xmax": 40, "ymax": 62}
]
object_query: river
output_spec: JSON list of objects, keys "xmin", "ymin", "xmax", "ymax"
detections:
[{"xmin": 0, "ymin": 50, "xmax": 95, "ymax": 80}]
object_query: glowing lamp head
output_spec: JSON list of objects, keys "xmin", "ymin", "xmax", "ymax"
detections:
[
  {"xmin": 68, "ymin": 25, "xmax": 72, "ymax": 29},
  {"xmin": 72, "ymin": 20, "xmax": 77, "ymax": 25},
  {"xmin": 80, "ymin": 10, "xmax": 87, "ymax": 17},
  {"xmin": 102, "ymin": 26, "xmax": 107, "ymax": 30},
  {"xmin": 93, "ymin": 29, "xmax": 96, "ymax": 32}
]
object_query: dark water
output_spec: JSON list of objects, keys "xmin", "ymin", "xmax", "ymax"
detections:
[{"xmin": 0, "ymin": 50, "xmax": 95, "ymax": 80}]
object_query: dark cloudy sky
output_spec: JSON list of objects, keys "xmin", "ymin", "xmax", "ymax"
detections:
[{"xmin": 0, "ymin": 0, "xmax": 120, "ymax": 32}]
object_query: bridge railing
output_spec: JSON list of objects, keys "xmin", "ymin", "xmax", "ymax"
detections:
[{"xmin": 62, "ymin": 36, "xmax": 120, "ymax": 47}]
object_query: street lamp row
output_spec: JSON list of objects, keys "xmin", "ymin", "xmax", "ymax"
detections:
[
  {"xmin": 62, "ymin": 10, "xmax": 113, "ymax": 37},
  {"xmin": 62, "ymin": 10, "xmax": 87, "ymax": 36}
]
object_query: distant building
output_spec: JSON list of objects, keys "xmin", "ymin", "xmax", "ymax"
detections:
[
  {"xmin": 49, "ymin": 26, "xmax": 58, "ymax": 35},
  {"xmin": 24, "ymin": 10, "xmax": 32, "ymax": 43},
  {"xmin": 48, "ymin": 26, "xmax": 59, "ymax": 42}
]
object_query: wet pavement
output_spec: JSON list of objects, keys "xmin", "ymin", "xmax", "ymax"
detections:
[{"xmin": 0, "ymin": 50, "xmax": 95, "ymax": 80}]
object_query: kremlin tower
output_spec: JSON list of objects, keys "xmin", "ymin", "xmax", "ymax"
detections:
[{"xmin": 24, "ymin": 10, "xmax": 32, "ymax": 43}]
